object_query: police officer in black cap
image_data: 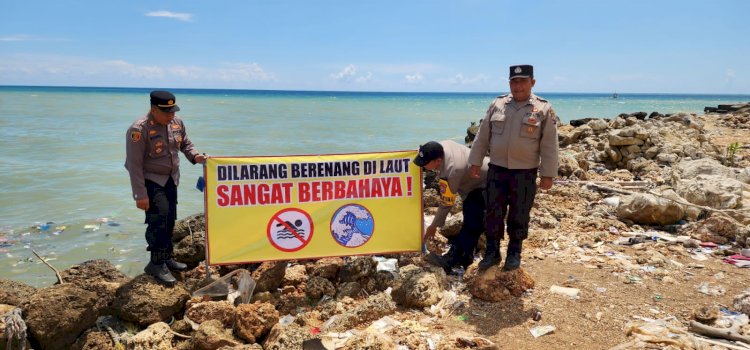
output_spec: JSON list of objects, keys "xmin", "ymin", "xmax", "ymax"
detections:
[
  {"xmin": 468, "ymin": 65, "xmax": 559, "ymax": 271},
  {"xmin": 125, "ymin": 90, "xmax": 206, "ymax": 285},
  {"xmin": 415, "ymin": 140, "xmax": 489, "ymax": 274}
]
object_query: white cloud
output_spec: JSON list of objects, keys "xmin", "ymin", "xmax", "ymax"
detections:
[
  {"xmin": 330, "ymin": 64, "xmax": 357, "ymax": 82},
  {"xmin": 330, "ymin": 64, "xmax": 372, "ymax": 84},
  {"xmin": 145, "ymin": 11, "xmax": 193, "ymax": 22},
  {"xmin": 215, "ymin": 62, "xmax": 276, "ymax": 82},
  {"xmin": 0, "ymin": 34, "xmax": 70, "ymax": 42},
  {"xmin": 0, "ymin": 54, "xmax": 275, "ymax": 87},
  {"xmin": 440, "ymin": 73, "xmax": 488, "ymax": 85},
  {"xmin": 374, "ymin": 63, "xmax": 440, "ymax": 74},
  {"xmin": 405, "ymin": 73, "xmax": 423, "ymax": 83},
  {"xmin": 355, "ymin": 72, "xmax": 373, "ymax": 83},
  {"xmin": 0, "ymin": 34, "xmax": 33, "ymax": 42},
  {"xmin": 725, "ymin": 68, "xmax": 736, "ymax": 83}
]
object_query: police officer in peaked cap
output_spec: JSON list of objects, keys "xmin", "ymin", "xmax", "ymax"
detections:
[
  {"xmin": 467, "ymin": 65, "xmax": 559, "ymax": 271},
  {"xmin": 124, "ymin": 90, "xmax": 207, "ymax": 285}
]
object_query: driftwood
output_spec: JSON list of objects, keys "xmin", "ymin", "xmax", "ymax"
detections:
[
  {"xmin": 688, "ymin": 320, "xmax": 750, "ymax": 345},
  {"xmin": 580, "ymin": 182, "xmax": 750, "ymax": 226},
  {"xmin": 31, "ymin": 248, "xmax": 64, "ymax": 284},
  {"xmin": 693, "ymin": 337, "xmax": 750, "ymax": 350}
]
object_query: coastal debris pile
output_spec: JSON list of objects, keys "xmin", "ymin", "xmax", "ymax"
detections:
[{"xmin": 1, "ymin": 111, "xmax": 749, "ymax": 349}]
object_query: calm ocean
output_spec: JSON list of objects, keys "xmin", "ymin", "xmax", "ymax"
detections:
[{"xmin": 1, "ymin": 86, "xmax": 748, "ymax": 287}]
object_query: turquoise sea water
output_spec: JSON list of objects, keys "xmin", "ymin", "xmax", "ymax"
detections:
[{"xmin": 1, "ymin": 86, "xmax": 748, "ymax": 287}]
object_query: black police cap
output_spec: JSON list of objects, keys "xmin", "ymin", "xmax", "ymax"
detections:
[
  {"xmin": 413, "ymin": 141, "xmax": 444, "ymax": 167},
  {"xmin": 150, "ymin": 90, "xmax": 180, "ymax": 112},
  {"xmin": 509, "ymin": 65, "xmax": 533, "ymax": 80}
]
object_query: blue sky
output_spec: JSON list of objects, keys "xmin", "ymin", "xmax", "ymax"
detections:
[{"xmin": 1, "ymin": 0, "xmax": 748, "ymax": 93}]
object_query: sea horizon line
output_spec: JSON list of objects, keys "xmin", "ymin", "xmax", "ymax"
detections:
[{"xmin": 1, "ymin": 84, "xmax": 749, "ymax": 98}]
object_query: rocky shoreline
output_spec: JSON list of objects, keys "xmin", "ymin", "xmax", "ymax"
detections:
[{"xmin": 1, "ymin": 107, "xmax": 749, "ymax": 350}]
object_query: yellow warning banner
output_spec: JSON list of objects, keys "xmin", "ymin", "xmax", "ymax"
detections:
[{"xmin": 204, "ymin": 151, "xmax": 422, "ymax": 265}]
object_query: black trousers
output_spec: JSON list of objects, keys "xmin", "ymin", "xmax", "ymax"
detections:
[
  {"xmin": 485, "ymin": 165, "xmax": 537, "ymax": 241},
  {"xmin": 450, "ymin": 188, "xmax": 486, "ymax": 264},
  {"xmin": 145, "ymin": 177, "xmax": 177, "ymax": 254}
]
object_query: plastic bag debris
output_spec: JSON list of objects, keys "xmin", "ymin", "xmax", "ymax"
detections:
[
  {"xmin": 530, "ymin": 325, "xmax": 556, "ymax": 338},
  {"xmin": 192, "ymin": 269, "xmax": 255, "ymax": 305},
  {"xmin": 373, "ymin": 256, "xmax": 398, "ymax": 272},
  {"xmin": 549, "ymin": 285, "xmax": 580, "ymax": 299},
  {"xmin": 196, "ymin": 176, "xmax": 205, "ymax": 192},
  {"xmin": 696, "ymin": 282, "xmax": 725, "ymax": 296}
]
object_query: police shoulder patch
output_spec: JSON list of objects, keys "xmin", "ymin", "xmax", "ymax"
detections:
[{"xmin": 130, "ymin": 130, "xmax": 142, "ymax": 142}]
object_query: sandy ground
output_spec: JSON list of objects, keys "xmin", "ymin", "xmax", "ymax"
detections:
[{"xmin": 388, "ymin": 114, "xmax": 750, "ymax": 349}]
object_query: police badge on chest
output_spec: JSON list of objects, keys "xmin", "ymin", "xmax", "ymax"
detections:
[{"xmin": 523, "ymin": 113, "xmax": 540, "ymax": 135}]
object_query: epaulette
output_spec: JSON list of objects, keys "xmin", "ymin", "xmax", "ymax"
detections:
[
  {"xmin": 533, "ymin": 95, "xmax": 548, "ymax": 102},
  {"xmin": 130, "ymin": 120, "xmax": 146, "ymax": 130}
]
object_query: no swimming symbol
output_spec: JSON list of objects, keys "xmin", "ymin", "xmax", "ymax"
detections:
[{"xmin": 266, "ymin": 208, "xmax": 314, "ymax": 252}]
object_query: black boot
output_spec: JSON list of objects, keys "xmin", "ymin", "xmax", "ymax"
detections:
[
  {"xmin": 478, "ymin": 235, "xmax": 501, "ymax": 271},
  {"xmin": 458, "ymin": 249, "xmax": 475, "ymax": 269},
  {"xmin": 425, "ymin": 245, "xmax": 461, "ymax": 274},
  {"xmin": 164, "ymin": 251, "xmax": 187, "ymax": 271},
  {"xmin": 424, "ymin": 252, "xmax": 451, "ymax": 273},
  {"xmin": 144, "ymin": 251, "xmax": 176, "ymax": 285},
  {"xmin": 502, "ymin": 239, "xmax": 522, "ymax": 271}
]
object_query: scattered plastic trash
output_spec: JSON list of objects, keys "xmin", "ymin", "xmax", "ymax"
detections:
[
  {"xmin": 603, "ymin": 197, "xmax": 620, "ymax": 207},
  {"xmin": 38, "ymin": 222, "xmax": 54, "ymax": 231},
  {"xmin": 595, "ymin": 287, "xmax": 607, "ymax": 293},
  {"xmin": 723, "ymin": 254, "xmax": 750, "ymax": 268},
  {"xmin": 0, "ymin": 237, "xmax": 13, "ymax": 248},
  {"xmin": 196, "ymin": 176, "xmax": 205, "ymax": 192},
  {"xmin": 608, "ymin": 226, "xmax": 619, "ymax": 234},
  {"xmin": 192, "ymin": 269, "xmax": 255, "ymax": 304},
  {"xmin": 627, "ymin": 276, "xmax": 643, "ymax": 284},
  {"xmin": 51, "ymin": 226, "xmax": 66, "ymax": 235},
  {"xmin": 321, "ymin": 315, "xmax": 339, "ymax": 331},
  {"xmin": 529, "ymin": 325, "xmax": 556, "ymax": 338},
  {"xmin": 697, "ymin": 282, "xmax": 726, "ymax": 296},
  {"xmin": 742, "ymin": 249, "xmax": 750, "ymax": 258},
  {"xmin": 428, "ymin": 290, "xmax": 459, "ymax": 317},
  {"xmin": 373, "ymin": 256, "xmax": 398, "ymax": 272},
  {"xmin": 367, "ymin": 316, "xmax": 401, "ymax": 333},
  {"xmin": 549, "ymin": 285, "xmax": 580, "ymax": 299},
  {"xmin": 690, "ymin": 253, "xmax": 708, "ymax": 261},
  {"xmin": 279, "ymin": 315, "xmax": 296, "ymax": 326},
  {"xmin": 83, "ymin": 224, "xmax": 100, "ymax": 232}
]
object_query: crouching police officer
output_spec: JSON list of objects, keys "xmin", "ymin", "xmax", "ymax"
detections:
[
  {"xmin": 468, "ymin": 65, "xmax": 559, "ymax": 271},
  {"xmin": 125, "ymin": 90, "xmax": 206, "ymax": 285},
  {"xmin": 415, "ymin": 140, "xmax": 489, "ymax": 273}
]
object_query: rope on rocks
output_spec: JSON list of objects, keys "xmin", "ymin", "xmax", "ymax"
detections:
[
  {"xmin": 96, "ymin": 316, "xmax": 132, "ymax": 349},
  {"xmin": 4, "ymin": 308, "xmax": 27, "ymax": 350}
]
